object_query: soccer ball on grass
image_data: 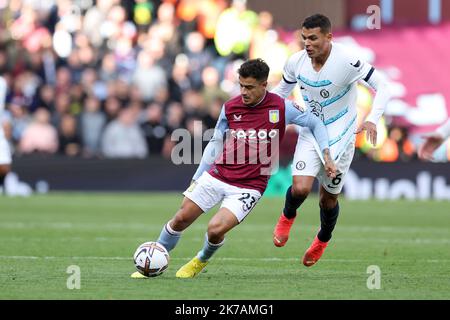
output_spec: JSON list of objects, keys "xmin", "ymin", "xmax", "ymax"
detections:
[{"xmin": 133, "ymin": 241, "xmax": 170, "ymax": 277}]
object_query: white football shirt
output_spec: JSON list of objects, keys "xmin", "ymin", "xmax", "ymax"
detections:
[{"xmin": 273, "ymin": 42, "xmax": 374, "ymax": 161}]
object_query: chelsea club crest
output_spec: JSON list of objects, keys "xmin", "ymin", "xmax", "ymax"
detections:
[{"xmin": 320, "ymin": 89, "xmax": 330, "ymax": 98}]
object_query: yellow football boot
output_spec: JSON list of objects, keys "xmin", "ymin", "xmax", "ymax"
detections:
[
  {"xmin": 130, "ymin": 271, "xmax": 149, "ymax": 279},
  {"xmin": 175, "ymin": 257, "xmax": 208, "ymax": 278}
]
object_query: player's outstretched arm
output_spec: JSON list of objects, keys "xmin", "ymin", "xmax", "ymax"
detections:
[
  {"xmin": 418, "ymin": 119, "xmax": 450, "ymax": 161},
  {"xmin": 285, "ymin": 100, "xmax": 336, "ymax": 177},
  {"xmin": 191, "ymin": 106, "xmax": 229, "ymax": 181},
  {"xmin": 356, "ymin": 69, "xmax": 392, "ymax": 146}
]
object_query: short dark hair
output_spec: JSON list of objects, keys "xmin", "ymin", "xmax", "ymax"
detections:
[
  {"xmin": 237, "ymin": 58, "xmax": 269, "ymax": 82},
  {"xmin": 302, "ymin": 14, "xmax": 331, "ymax": 34}
]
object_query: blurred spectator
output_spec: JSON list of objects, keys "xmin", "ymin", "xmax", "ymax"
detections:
[
  {"xmin": 58, "ymin": 114, "xmax": 81, "ymax": 157},
  {"xmin": 150, "ymin": 1, "xmax": 181, "ymax": 60},
  {"xmin": 166, "ymin": 101, "xmax": 185, "ymax": 132},
  {"xmin": 0, "ymin": 0, "xmax": 433, "ymax": 163},
  {"xmin": 168, "ymin": 53, "xmax": 192, "ymax": 102},
  {"xmin": 10, "ymin": 3, "xmax": 52, "ymax": 53},
  {"xmin": 203, "ymin": 97, "xmax": 225, "ymax": 130},
  {"xmin": 133, "ymin": 0, "xmax": 154, "ymax": 32},
  {"xmin": 74, "ymin": 33, "xmax": 96, "ymax": 67},
  {"xmin": 140, "ymin": 102, "xmax": 169, "ymax": 155},
  {"xmin": 66, "ymin": 50, "xmax": 84, "ymax": 83},
  {"xmin": 18, "ymin": 108, "xmax": 58, "ymax": 154},
  {"xmin": 68, "ymin": 84, "xmax": 85, "ymax": 115},
  {"xmin": 200, "ymin": 66, "xmax": 229, "ymax": 108},
  {"xmin": 185, "ymin": 31, "xmax": 213, "ymax": 89},
  {"xmin": 214, "ymin": 0, "xmax": 258, "ymax": 57},
  {"xmin": 80, "ymin": 67, "xmax": 108, "ymax": 101},
  {"xmin": 110, "ymin": 79, "xmax": 131, "ymax": 105},
  {"xmin": 177, "ymin": 0, "xmax": 227, "ymax": 39},
  {"xmin": 249, "ymin": 11, "xmax": 274, "ymax": 59},
  {"xmin": 375, "ymin": 126, "xmax": 416, "ymax": 162},
  {"xmin": 185, "ymin": 115, "xmax": 206, "ymax": 161},
  {"xmin": 8, "ymin": 100, "xmax": 32, "ymax": 144},
  {"xmin": 54, "ymin": 66, "xmax": 72, "ymax": 96},
  {"xmin": 99, "ymin": 53, "xmax": 118, "ymax": 82},
  {"xmin": 104, "ymin": 95, "xmax": 122, "ymax": 122},
  {"xmin": 181, "ymin": 89, "xmax": 206, "ymax": 119},
  {"xmin": 162, "ymin": 101, "xmax": 185, "ymax": 158},
  {"xmin": 249, "ymin": 11, "xmax": 289, "ymax": 78},
  {"xmin": 101, "ymin": 107, "xmax": 148, "ymax": 159},
  {"xmin": 51, "ymin": 92, "xmax": 71, "ymax": 128},
  {"xmin": 82, "ymin": 0, "xmax": 115, "ymax": 48},
  {"xmin": 114, "ymin": 36, "xmax": 137, "ymax": 82},
  {"xmin": 132, "ymin": 50, "xmax": 167, "ymax": 103},
  {"xmin": 36, "ymin": 84, "xmax": 56, "ymax": 112},
  {"xmin": 80, "ymin": 96, "xmax": 106, "ymax": 157}
]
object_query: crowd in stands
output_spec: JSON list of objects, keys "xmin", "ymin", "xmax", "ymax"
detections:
[{"xmin": 0, "ymin": 0, "xmax": 421, "ymax": 162}]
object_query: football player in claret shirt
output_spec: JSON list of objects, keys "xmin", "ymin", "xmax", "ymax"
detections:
[
  {"xmin": 272, "ymin": 14, "xmax": 392, "ymax": 267},
  {"xmin": 132, "ymin": 58, "xmax": 336, "ymax": 279}
]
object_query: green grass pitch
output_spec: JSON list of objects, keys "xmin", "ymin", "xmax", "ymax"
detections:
[{"xmin": 0, "ymin": 193, "xmax": 449, "ymax": 300}]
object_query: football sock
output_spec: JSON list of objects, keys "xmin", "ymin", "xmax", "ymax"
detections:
[
  {"xmin": 0, "ymin": 175, "xmax": 5, "ymax": 194},
  {"xmin": 197, "ymin": 233, "xmax": 225, "ymax": 262},
  {"xmin": 318, "ymin": 202, "xmax": 340, "ymax": 242},
  {"xmin": 157, "ymin": 221, "xmax": 182, "ymax": 252},
  {"xmin": 283, "ymin": 186, "xmax": 306, "ymax": 219}
]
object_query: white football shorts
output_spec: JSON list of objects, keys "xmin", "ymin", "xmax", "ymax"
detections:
[
  {"xmin": 291, "ymin": 135, "xmax": 355, "ymax": 194},
  {"xmin": 0, "ymin": 136, "xmax": 11, "ymax": 165},
  {"xmin": 183, "ymin": 171, "xmax": 262, "ymax": 223}
]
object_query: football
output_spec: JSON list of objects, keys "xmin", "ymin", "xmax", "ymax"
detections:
[{"xmin": 133, "ymin": 242, "xmax": 170, "ymax": 277}]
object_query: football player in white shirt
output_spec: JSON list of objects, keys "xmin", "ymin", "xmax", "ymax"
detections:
[
  {"xmin": 418, "ymin": 119, "xmax": 450, "ymax": 161},
  {"xmin": 0, "ymin": 74, "xmax": 12, "ymax": 194},
  {"xmin": 271, "ymin": 14, "xmax": 392, "ymax": 267}
]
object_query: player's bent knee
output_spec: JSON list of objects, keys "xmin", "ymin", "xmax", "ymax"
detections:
[
  {"xmin": 171, "ymin": 211, "xmax": 195, "ymax": 231},
  {"xmin": 291, "ymin": 183, "xmax": 311, "ymax": 199},
  {"xmin": 207, "ymin": 221, "xmax": 226, "ymax": 243}
]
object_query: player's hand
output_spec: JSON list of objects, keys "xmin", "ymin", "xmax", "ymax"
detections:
[
  {"xmin": 418, "ymin": 132, "xmax": 444, "ymax": 161},
  {"xmin": 355, "ymin": 121, "xmax": 377, "ymax": 146},
  {"xmin": 323, "ymin": 149, "xmax": 337, "ymax": 178}
]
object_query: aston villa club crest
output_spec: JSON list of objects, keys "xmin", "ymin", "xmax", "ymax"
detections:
[{"xmin": 269, "ymin": 110, "xmax": 279, "ymax": 123}]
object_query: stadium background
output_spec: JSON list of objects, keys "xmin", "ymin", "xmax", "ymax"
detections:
[
  {"xmin": 1, "ymin": 0, "xmax": 450, "ymax": 198},
  {"xmin": 1, "ymin": 0, "xmax": 450, "ymax": 302}
]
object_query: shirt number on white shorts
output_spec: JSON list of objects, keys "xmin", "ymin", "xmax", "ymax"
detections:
[
  {"xmin": 327, "ymin": 173, "xmax": 343, "ymax": 189},
  {"xmin": 238, "ymin": 193, "xmax": 257, "ymax": 212}
]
